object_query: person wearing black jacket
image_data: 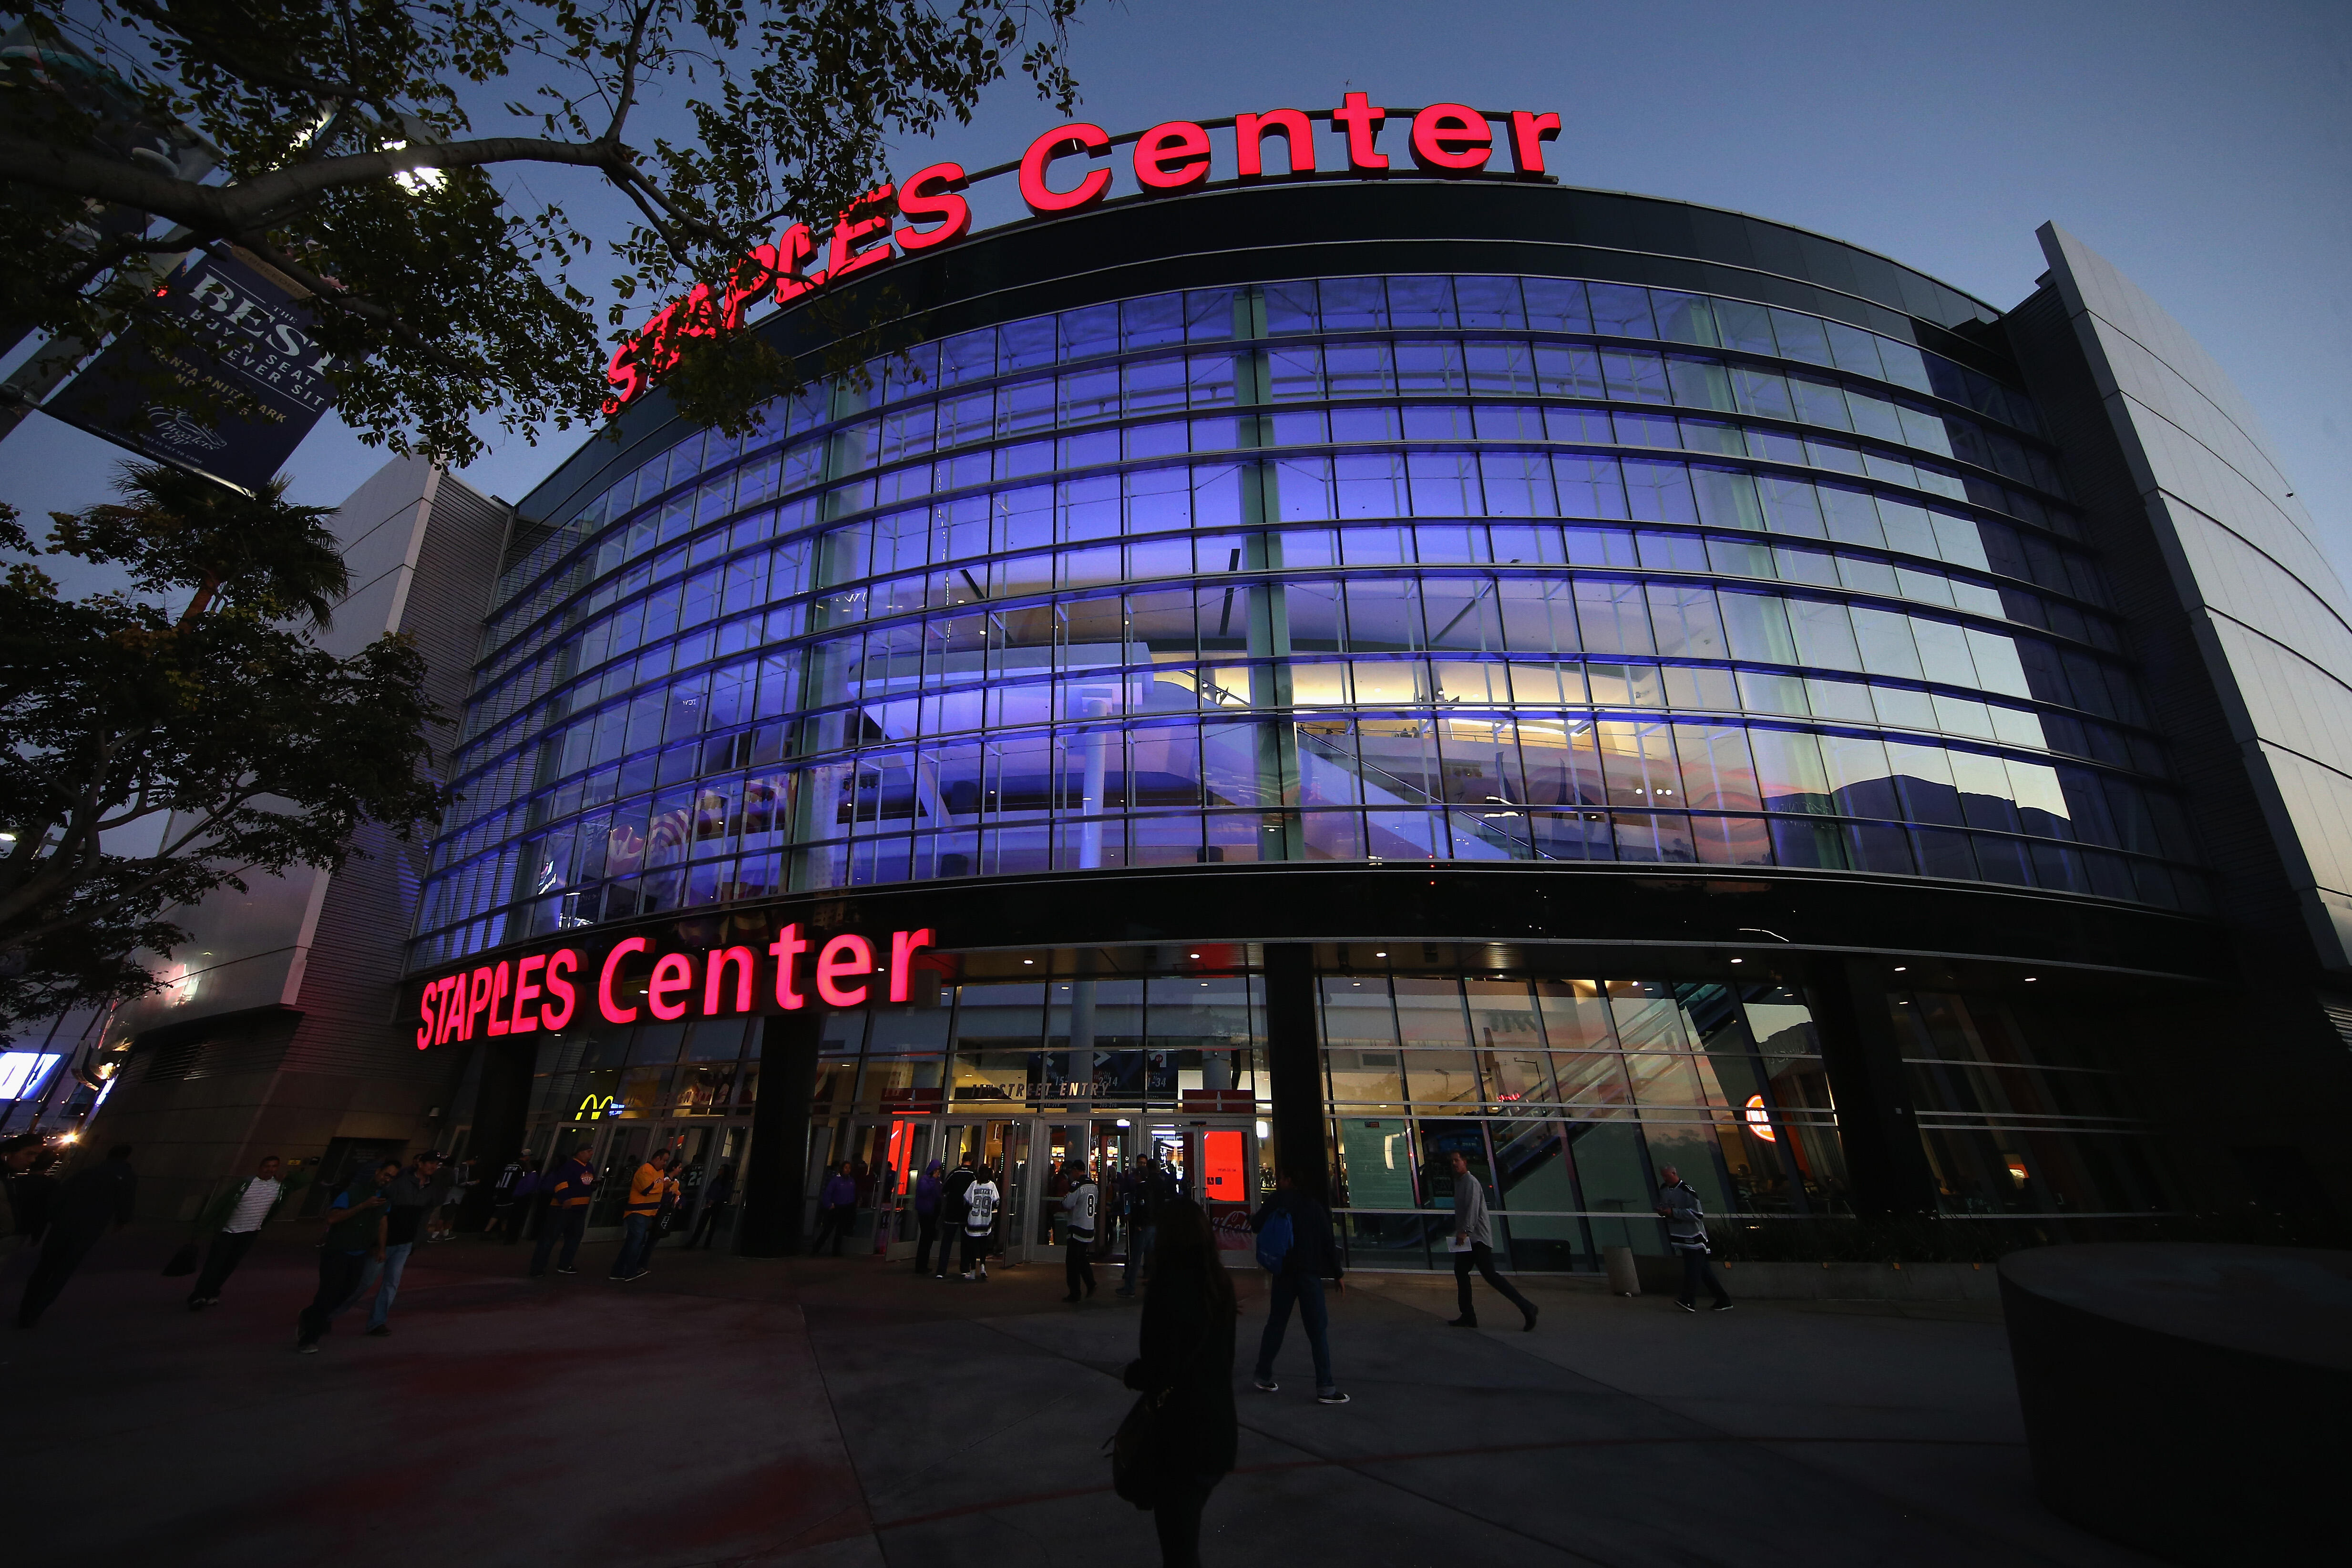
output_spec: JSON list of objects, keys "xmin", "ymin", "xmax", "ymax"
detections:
[
  {"xmin": 935, "ymin": 1155, "xmax": 977, "ymax": 1279},
  {"xmin": 1248, "ymin": 1168, "xmax": 1348, "ymax": 1404},
  {"xmin": 17, "ymin": 1143, "xmax": 136, "ymax": 1328},
  {"xmin": 1124, "ymin": 1197, "xmax": 1236, "ymax": 1568}
]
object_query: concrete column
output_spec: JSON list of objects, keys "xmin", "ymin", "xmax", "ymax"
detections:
[
  {"xmin": 739, "ymin": 1010, "xmax": 823, "ymax": 1255},
  {"xmin": 1807, "ymin": 957, "xmax": 1940, "ymax": 1217},
  {"xmin": 456, "ymin": 1037, "xmax": 537, "ymax": 1230},
  {"xmin": 1263, "ymin": 943, "xmax": 1328, "ymax": 1202}
]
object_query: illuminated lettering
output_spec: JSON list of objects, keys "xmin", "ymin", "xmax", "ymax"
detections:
[
  {"xmin": 416, "ymin": 983, "xmax": 437, "ymax": 1050},
  {"xmin": 1509, "ymin": 111, "xmax": 1560, "ymax": 176},
  {"xmin": 600, "ymin": 98, "xmax": 1558, "ymax": 413},
  {"xmin": 1235, "ymin": 109, "xmax": 1315, "ymax": 178},
  {"xmin": 767, "ymin": 223, "xmax": 822, "ymax": 304},
  {"xmin": 888, "ymin": 927, "xmax": 935, "ymax": 1004},
  {"xmin": 704, "ymin": 945, "xmax": 756, "ymax": 1015},
  {"xmin": 1330, "ymin": 91, "xmax": 1388, "ymax": 171},
  {"xmin": 464, "ymin": 966, "xmax": 494, "ymax": 1040},
  {"xmin": 433, "ymin": 975, "xmax": 461, "ymax": 1045},
  {"xmin": 599, "ymin": 937, "xmax": 648, "ymax": 1024},
  {"xmin": 485, "ymin": 961, "xmax": 513, "ymax": 1036},
  {"xmin": 647, "ymin": 951, "xmax": 694, "ymax": 1021},
  {"xmin": 769, "ymin": 923, "xmax": 811, "ymax": 1011},
  {"xmin": 512, "ymin": 953, "xmax": 546, "ymax": 1035},
  {"xmin": 542, "ymin": 949, "xmax": 579, "ymax": 1030},
  {"xmin": 816, "ymin": 933, "xmax": 873, "ymax": 1007},
  {"xmin": 1409, "ymin": 103, "xmax": 1490, "ymax": 173},
  {"xmin": 894, "ymin": 163, "xmax": 971, "ymax": 250},
  {"xmin": 827, "ymin": 185, "xmax": 897, "ymax": 282},
  {"xmin": 1133, "ymin": 121, "xmax": 1212, "ymax": 191},
  {"xmin": 1019, "ymin": 122, "xmax": 1112, "ymax": 214}
]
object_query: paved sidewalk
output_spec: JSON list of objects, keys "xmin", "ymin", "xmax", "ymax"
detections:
[{"xmin": 4, "ymin": 1226, "xmax": 2157, "ymax": 1568}]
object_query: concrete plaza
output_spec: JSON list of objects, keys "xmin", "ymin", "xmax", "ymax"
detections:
[{"xmin": 5, "ymin": 1227, "xmax": 2158, "ymax": 1568}]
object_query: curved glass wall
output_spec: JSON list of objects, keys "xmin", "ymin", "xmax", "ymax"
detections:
[{"xmin": 414, "ymin": 274, "xmax": 2204, "ymax": 968}]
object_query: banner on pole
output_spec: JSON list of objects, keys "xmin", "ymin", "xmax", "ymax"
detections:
[{"xmin": 43, "ymin": 247, "xmax": 335, "ymax": 492}]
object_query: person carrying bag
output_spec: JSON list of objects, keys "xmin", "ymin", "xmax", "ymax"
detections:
[{"xmin": 1109, "ymin": 1197, "xmax": 1236, "ymax": 1568}]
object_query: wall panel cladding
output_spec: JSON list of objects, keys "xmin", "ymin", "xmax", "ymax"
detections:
[{"xmin": 2002, "ymin": 286, "xmax": 2297, "ymax": 942}]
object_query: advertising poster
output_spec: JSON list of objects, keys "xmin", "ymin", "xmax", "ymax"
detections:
[{"xmin": 45, "ymin": 246, "xmax": 335, "ymax": 491}]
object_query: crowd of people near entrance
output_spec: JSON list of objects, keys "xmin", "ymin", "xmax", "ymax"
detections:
[{"xmin": 6, "ymin": 1127, "xmax": 1739, "ymax": 1568}]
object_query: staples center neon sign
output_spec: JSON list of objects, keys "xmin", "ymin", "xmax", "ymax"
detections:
[
  {"xmin": 412, "ymin": 923, "xmax": 935, "ymax": 1049},
  {"xmin": 603, "ymin": 93, "xmax": 1561, "ymax": 412}
]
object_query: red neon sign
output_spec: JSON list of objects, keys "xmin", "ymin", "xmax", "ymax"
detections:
[
  {"xmin": 601, "ymin": 93, "xmax": 1561, "ymax": 413},
  {"xmin": 414, "ymin": 924, "xmax": 939, "ymax": 1048}
]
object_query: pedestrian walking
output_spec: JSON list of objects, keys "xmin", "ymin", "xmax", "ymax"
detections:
[
  {"xmin": 1445, "ymin": 1150, "xmax": 1538, "ymax": 1332},
  {"xmin": 936, "ymin": 1154, "xmax": 977, "ymax": 1278},
  {"xmin": 688, "ymin": 1162, "xmax": 737, "ymax": 1249},
  {"xmin": 609, "ymin": 1148, "xmax": 673, "ymax": 1281},
  {"xmin": 185, "ymin": 1155, "xmax": 288, "ymax": 1310},
  {"xmin": 1117, "ymin": 1156, "xmax": 1168, "ymax": 1298},
  {"xmin": 1122, "ymin": 1198, "xmax": 1237, "ymax": 1568},
  {"xmin": 528, "ymin": 1144, "xmax": 599, "ymax": 1277},
  {"xmin": 487, "ymin": 1155, "xmax": 539, "ymax": 1240},
  {"xmin": 1249, "ymin": 1166, "xmax": 1349, "ymax": 1403},
  {"xmin": 358, "ymin": 1150, "xmax": 445, "ymax": 1335},
  {"xmin": 811, "ymin": 1160, "xmax": 856, "ymax": 1255},
  {"xmin": 959, "ymin": 1163, "xmax": 1000, "ymax": 1281},
  {"xmin": 16, "ymin": 1142, "xmax": 136, "ymax": 1328},
  {"xmin": 1060, "ymin": 1160, "xmax": 1099, "ymax": 1302},
  {"xmin": 911, "ymin": 1159, "xmax": 943, "ymax": 1273},
  {"xmin": 1655, "ymin": 1164, "xmax": 1733, "ymax": 1312},
  {"xmin": 296, "ymin": 1158, "xmax": 395, "ymax": 1353}
]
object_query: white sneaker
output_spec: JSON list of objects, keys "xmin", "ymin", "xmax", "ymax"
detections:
[{"xmin": 962, "ymin": 1270, "xmax": 976, "ymax": 1280}]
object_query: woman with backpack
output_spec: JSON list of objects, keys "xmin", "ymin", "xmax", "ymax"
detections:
[
  {"xmin": 959, "ymin": 1163, "xmax": 1000, "ymax": 1281},
  {"xmin": 1122, "ymin": 1197, "xmax": 1237, "ymax": 1568}
]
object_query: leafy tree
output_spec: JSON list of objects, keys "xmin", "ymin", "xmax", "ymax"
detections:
[
  {"xmin": 0, "ymin": 1, "xmax": 1083, "ymax": 463},
  {"xmin": 0, "ymin": 464, "xmax": 451, "ymax": 1038}
]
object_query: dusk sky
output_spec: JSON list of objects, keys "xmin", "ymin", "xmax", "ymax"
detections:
[{"xmin": 7, "ymin": 0, "xmax": 2346, "ymax": 582}]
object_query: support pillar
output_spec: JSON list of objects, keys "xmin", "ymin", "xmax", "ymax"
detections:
[
  {"xmin": 739, "ymin": 1010, "xmax": 823, "ymax": 1255},
  {"xmin": 1807, "ymin": 957, "xmax": 1941, "ymax": 1217},
  {"xmin": 1263, "ymin": 943, "xmax": 1328, "ymax": 1202},
  {"xmin": 457, "ymin": 1038, "xmax": 535, "ymax": 1231}
]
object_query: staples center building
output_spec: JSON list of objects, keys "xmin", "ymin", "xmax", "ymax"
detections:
[{"xmin": 109, "ymin": 101, "xmax": 2352, "ymax": 1263}]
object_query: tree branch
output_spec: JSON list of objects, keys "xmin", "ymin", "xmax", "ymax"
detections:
[{"xmin": 0, "ymin": 131, "xmax": 617, "ymax": 239}]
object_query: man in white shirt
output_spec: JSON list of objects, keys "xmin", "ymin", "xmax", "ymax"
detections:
[
  {"xmin": 187, "ymin": 1156, "xmax": 286, "ymax": 1311},
  {"xmin": 1059, "ymin": 1160, "xmax": 1099, "ymax": 1302}
]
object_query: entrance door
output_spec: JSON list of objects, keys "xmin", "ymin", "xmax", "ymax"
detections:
[
  {"xmin": 931, "ymin": 1118, "xmax": 1035, "ymax": 1265},
  {"xmin": 842, "ymin": 1116, "xmax": 934, "ymax": 1258},
  {"xmin": 1145, "ymin": 1121, "xmax": 1261, "ymax": 1266}
]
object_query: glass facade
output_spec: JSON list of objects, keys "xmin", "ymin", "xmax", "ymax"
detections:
[{"xmin": 417, "ymin": 272, "xmax": 2204, "ymax": 969}]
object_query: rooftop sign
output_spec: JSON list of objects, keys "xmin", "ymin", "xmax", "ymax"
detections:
[{"xmin": 602, "ymin": 94, "xmax": 1560, "ymax": 412}]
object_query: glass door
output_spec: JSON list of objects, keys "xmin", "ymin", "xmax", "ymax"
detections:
[
  {"xmin": 842, "ymin": 1116, "xmax": 933, "ymax": 1257},
  {"xmin": 1154, "ymin": 1122, "xmax": 1261, "ymax": 1265},
  {"xmin": 588, "ymin": 1125, "xmax": 652, "ymax": 1229}
]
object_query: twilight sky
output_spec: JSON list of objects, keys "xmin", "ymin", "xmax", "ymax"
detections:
[{"xmin": 6, "ymin": 0, "xmax": 2347, "ymax": 582}]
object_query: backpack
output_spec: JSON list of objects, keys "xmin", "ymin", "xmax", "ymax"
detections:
[{"xmin": 1255, "ymin": 1206, "xmax": 1294, "ymax": 1273}]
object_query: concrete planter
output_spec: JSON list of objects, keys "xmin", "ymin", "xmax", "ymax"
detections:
[{"xmin": 1636, "ymin": 1255, "xmax": 2001, "ymax": 1302}]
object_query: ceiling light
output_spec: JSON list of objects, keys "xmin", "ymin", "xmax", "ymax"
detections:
[
  {"xmin": 1729, "ymin": 958, "xmax": 1743, "ymax": 964},
  {"xmin": 1893, "ymin": 965, "xmax": 1907, "ymax": 973}
]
